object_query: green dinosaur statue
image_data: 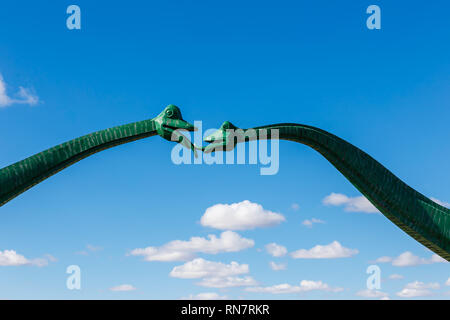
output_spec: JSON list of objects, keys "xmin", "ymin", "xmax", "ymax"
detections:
[
  {"xmin": 2, "ymin": 106, "xmax": 448, "ymax": 261},
  {"xmin": 202, "ymin": 121, "xmax": 450, "ymax": 261},
  {"xmin": 0, "ymin": 104, "xmax": 197, "ymax": 207}
]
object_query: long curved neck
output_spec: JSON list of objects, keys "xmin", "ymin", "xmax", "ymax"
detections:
[
  {"xmin": 249, "ymin": 123, "xmax": 450, "ymax": 261},
  {"xmin": 0, "ymin": 119, "xmax": 157, "ymax": 207}
]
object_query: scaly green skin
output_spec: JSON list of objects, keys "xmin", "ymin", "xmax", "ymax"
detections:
[
  {"xmin": 203, "ymin": 122, "xmax": 450, "ymax": 261},
  {"xmin": 0, "ymin": 105, "xmax": 196, "ymax": 207}
]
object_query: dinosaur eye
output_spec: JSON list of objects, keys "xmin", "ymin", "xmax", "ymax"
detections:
[{"xmin": 166, "ymin": 109, "xmax": 174, "ymax": 117}]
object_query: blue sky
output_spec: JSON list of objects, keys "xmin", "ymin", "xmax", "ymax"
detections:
[{"xmin": 0, "ymin": 1, "xmax": 449, "ymax": 299}]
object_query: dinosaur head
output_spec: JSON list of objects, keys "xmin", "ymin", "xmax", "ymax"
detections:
[
  {"xmin": 155, "ymin": 104, "xmax": 198, "ymax": 157},
  {"xmin": 202, "ymin": 121, "xmax": 241, "ymax": 153}
]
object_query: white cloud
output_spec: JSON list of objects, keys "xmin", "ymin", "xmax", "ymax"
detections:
[
  {"xmin": 397, "ymin": 288, "xmax": 431, "ymax": 298},
  {"xmin": 429, "ymin": 254, "xmax": 447, "ymax": 263},
  {"xmin": 269, "ymin": 261, "xmax": 286, "ymax": 271},
  {"xmin": 200, "ymin": 200, "xmax": 285, "ymax": 230},
  {"xmin": 181, "ymin": 292, "xmax": 228, "ymax": 300},
  {"xmin": 197, "ymin": 276, "xmax": 258, "ymax": 288},
  {"xmin": 302, "ymin": 218, "xmax": 325, "ymax": 228},
  {"xmin": 392, "ymin": 252, "xmax": 426, "ymax": 267},
  {"xmin": 396, "ymin": 281, "xmax": 439, "ymax": 298},
  {"xmin": 0, "ymin": 250, "xmax": 53, "ymax": 267},
  {"xmin": 129, "ymin": 231, "xmax": 254, "ymax": 262},
  {"xmin": 0, "ymin": 74, "xmax": 39, "ymax": 107},
  {"xmin": 170, "ymin": 258, "xmax": 249, "ymax": 279},
  {"xmin": 246, "ymin": 283, "xmax": 300, "ymax": 294},
  {"xmin": 0, "ymin": 250, "xmax": 30, "ymax": 266},
  {"xmin": 109, "ymin": 284, "xmax": 137, "ymax": 292},
  {"xmin": 265, "ymin": 243, "xmax": 287, "ymax": 257},
  {"xmin": 356, "ymin": 289, "xmax": 389, "ymax": 299},
  {"xmin": 86, "ymin": 244, "xmax": 102, "ymax": 252},
  {"xmin": 431, "ymin": 197, "xmax": 450, "ymax": 208},
  {"xmin": 30, "ymin": 258, "xmax": 50, "ymax": 267},
  {"xmin": 44, "ymin": 254, "xmax": 58, "ymax": 262},
  {"xmin": 373, "ymin": 256, "xmax": 392, "ymax": 263},
  {"xmin": 246, "ymin": 280, "xmax": 343, "ymax": 294},
  {"xmin": 170, "ymin": 257, "xmax": 257, "ymax": 288},
  {"xmin": 323, "ymin": 193, "xmax": 379, "ymax": 213},
  {"xmin": 76, "ymin": 244, "xmax": 102, "ymax": 256},
  {"xmin": 291, "ymin": 203, "xmax": 300, "ymax": 211},
  {"xmin": 389, "ymin": 274, "xmax": 404, "ymax": 280},
  {"xmin": 374, "ymin": 251, "xmax": 448, "ymax": 267},
  {"xmin": 290, "ymin": 241, "xmax": 358, "ymax": 259},
  {"xmin": 445, "ymin": 277, "xmax": 450, "ymax": 286}
]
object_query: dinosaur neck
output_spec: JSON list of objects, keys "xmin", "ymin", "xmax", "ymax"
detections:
[
  {"xmin": 0, "ymin": 119, "xmax": 157, "ymax": 207},
  {"xmin": 250, "ymin": 123, "xmax": 450, "ymax": 261}
]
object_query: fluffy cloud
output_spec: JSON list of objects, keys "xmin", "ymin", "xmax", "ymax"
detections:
[
  {"xmin": 30, "ymin": 257, "xmax": 50, "ymax": 267},
  {"xmin": 431, "ymin": 198, "xmax": 450, "ymax": 208},
  {"xmin": 86, "ymin": 244, "xmax": 102, "ymax": 252},
  {"xmin": 373, "ymin": 256, "xmax": 392, "ymax": 263},
  {"xmin": 374, "ymin": 251, "xmax": 447, "ymax": 267},
  {"xmin": 356, "ymin": 289, "xmax": 389, "ymax": 299},
  {"xmin": 269, "ymin": 261, "xmax": 287, "ymax": 271},
  {"xmin": 389, "ymin": 274, "xmax": 404, "ymax": 280},
  {"xmin": 129, "ymin": 231, "xmax": 254, "ymax": 262},
  {"xmin": 392, "ymin": 252, "xmax": 427, "ymax": 267},
  {"xmin": 170, "ymin": 258, "xmax": 257, "ymax": 288},
  {"xmin": 197, "ymin": 276, "xmax": 258, "ymax": 288},
  {"xmin": 246, "ymin": 284, "xmax": 299, "ymax": 294},
  {"xmin": 265, "ymin": 243, "xmax": 287, "ymax": 257},
  {"xmin": 290, "ymin": 241, "xmax": 358, "ymax": 259},
  {"xmin": 396, "ymin": 281, "xmax": 439, "ymax": 298},
  {"xmin": 0, "ymin": 74, "xmax": 39, "ymax": 107},
  {"xmin": 109, "ymin": 284, "xmax": 136, "ymax": 292},
  {"xmin": 181, "ymin": 292, "xmax": 228, "ymax": 300},
  {"xmin": 429, "ymin": 254, "xmax": 447, "ymax": 263},
  {"xmin": 76, "ymin": 244, "xmax": 103, "ymax": 256},
  {"xmin": 0, "ymin": 250, "xmax": 54, "ymax": 267},
  {"xmin": 323, "ymin": 193, "xmax": 379, "ymax": 213},
  {"xmin": 200, "ymin": 200, "xmax": 285, "ymax": 230},
  {"xmin": 0, "ymin": 250, "xmax": 29, "ymax": 266},
  {"xmin": 302, "ymin": 218, "xmax": 325, "ymax": 228},
  {"xmin": 170, "ymin": 258, "xmax": 249, "ymax": 279},
  {"xmin": 246, "ymin": 280, "xmax": 343, "ymax": 294},
  {"xmin": 445, "ymin": 277, "xmax": 450, "ymax": 286}
]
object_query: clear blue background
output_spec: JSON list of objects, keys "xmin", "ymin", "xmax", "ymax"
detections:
[{"xmin": 0, "ymin": 0, "xmax": 449, "ymax": 299}]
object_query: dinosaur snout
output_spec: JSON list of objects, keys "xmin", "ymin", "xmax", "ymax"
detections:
[{"xmin": 163, "ymin": 118, "xmax": 197, "ymax": 132}]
